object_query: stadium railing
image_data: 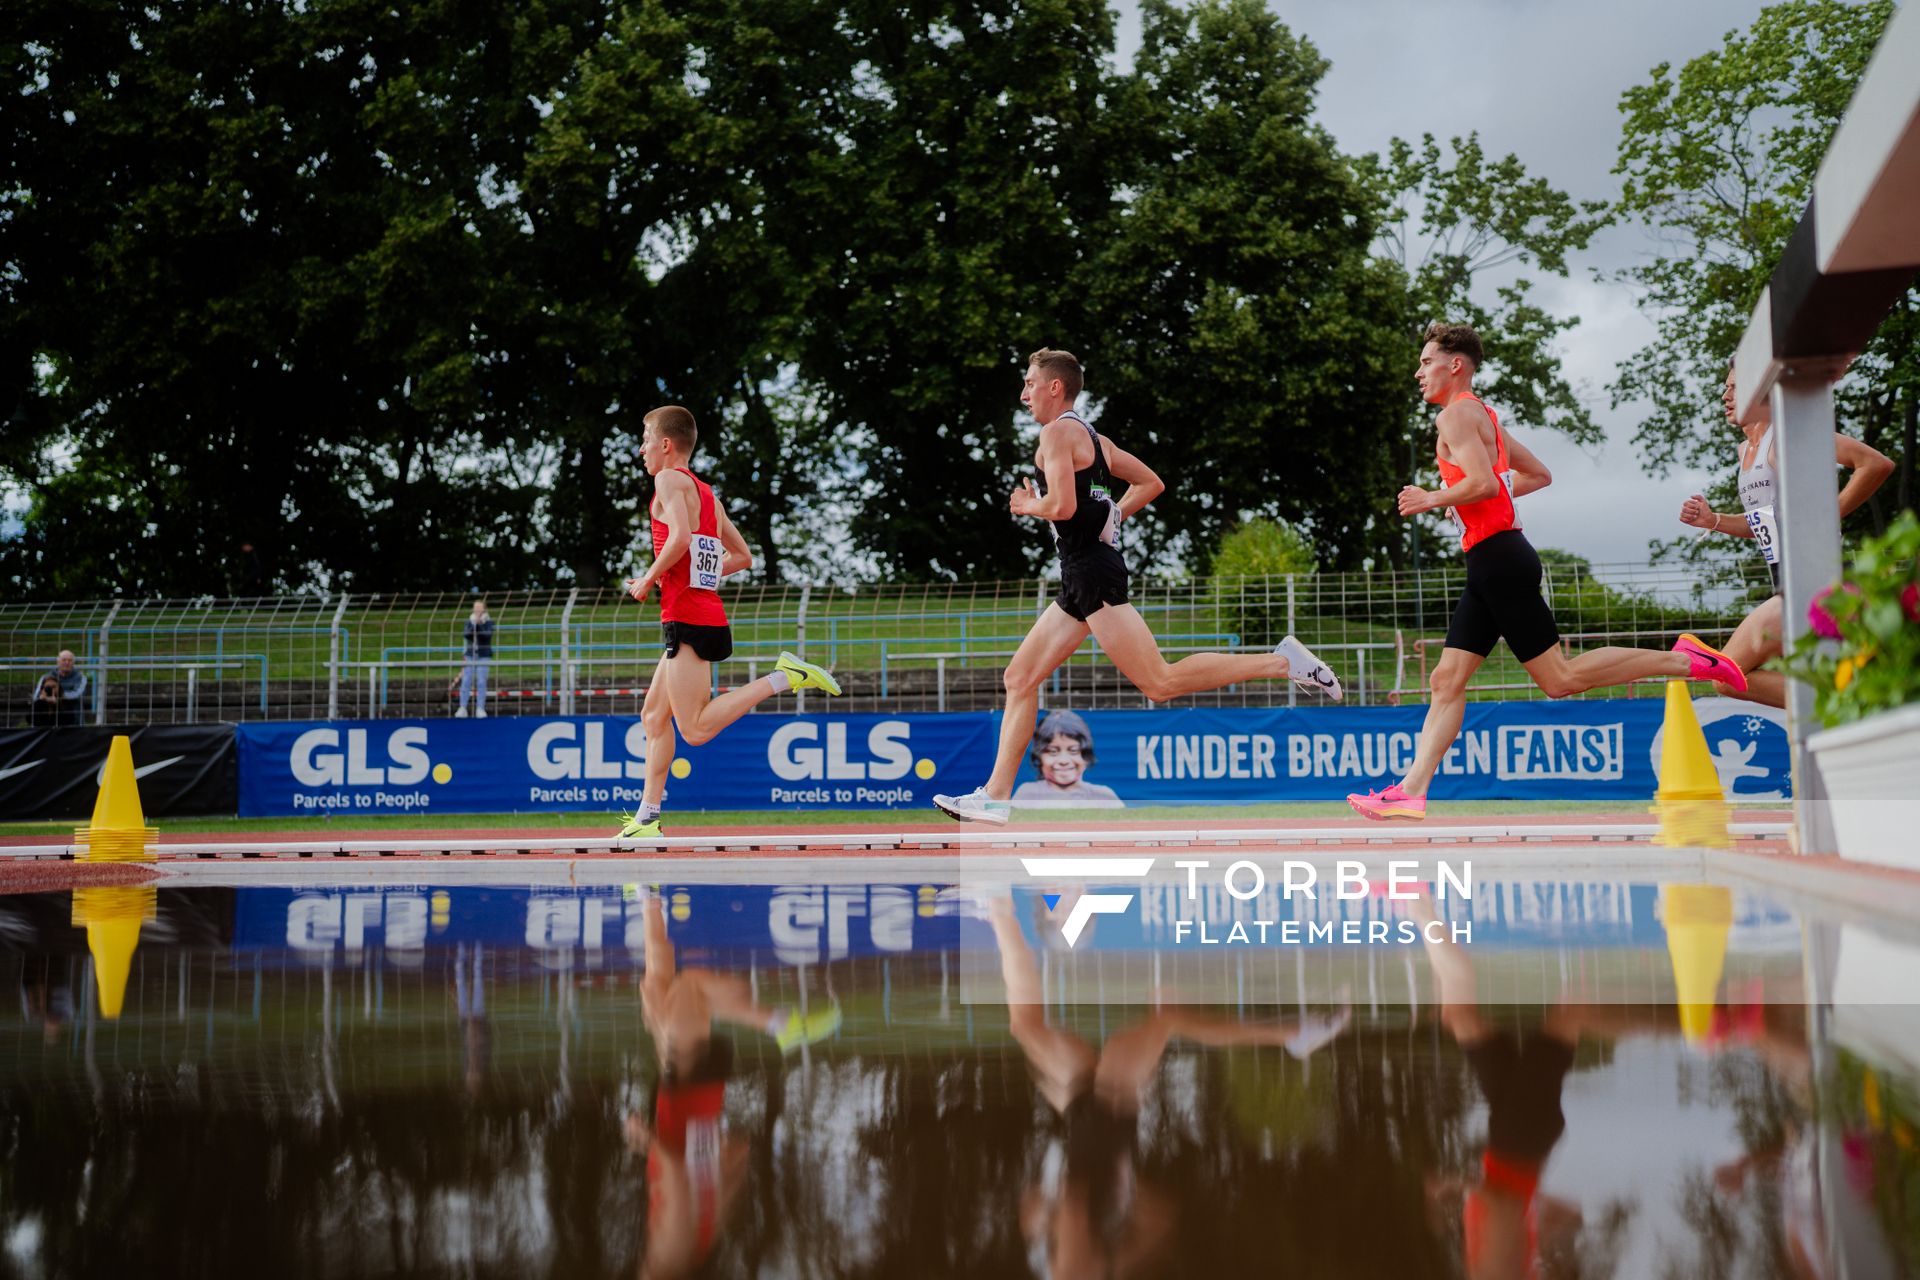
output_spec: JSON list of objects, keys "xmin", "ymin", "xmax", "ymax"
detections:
[{"xmin": 0, "ymin": 560, "xmax": 1772, "ymax": 725}]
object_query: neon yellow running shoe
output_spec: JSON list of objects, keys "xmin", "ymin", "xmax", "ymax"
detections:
[
  {"xmin": 773, "ymin": 1002, "xmax": 842, "ymax": 1052},
  {"xmin": 775, "ymin": 651, "xmax": 842, "ymax": 695},
  {"xmin": 616, "ymin": 812, "xmax": 663, "ymax": 840}
]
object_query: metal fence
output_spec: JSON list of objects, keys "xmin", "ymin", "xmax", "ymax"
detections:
[{"xmin": 0, "ymin": 559, "xmax": 1775, "ymax": 725}]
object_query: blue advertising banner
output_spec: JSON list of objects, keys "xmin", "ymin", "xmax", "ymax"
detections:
[
  {"xmin": 1025, "ymin": 697, "xmax": 1791, "ymax": 806},
  {"xmin": 234, "ymin": 698, "xmax": 1788, "ymax": 816},
  {"xmin": 235, "ymin": 713, "xmax": 997, "ymax": 817}
]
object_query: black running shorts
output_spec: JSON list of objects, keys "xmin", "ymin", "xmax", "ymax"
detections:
[
  {"xmin": 662, "ymin": 621, "xmax": 734, "ymax": 663},
  {"xmin": 1464, "ymin": 1030, "xmax": 1576, "ymax": 1166},
  {"xmin": 1443, "ymin": 530, "xmax": 1561, "ymax": 663},
  {"xmin": 1055, "ymin": 544, "xmax": 1130, "ymax": 622}
]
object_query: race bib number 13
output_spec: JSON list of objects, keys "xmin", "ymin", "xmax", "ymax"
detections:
[
  {"xmin": 690, "ymin": 533, "xmax": 724, "ymax": 591},
  {"xmin": 1747, "ymin": 504, "xmax": 1780, "ymax": 565}
]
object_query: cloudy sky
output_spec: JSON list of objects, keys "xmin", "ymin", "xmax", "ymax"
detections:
[{"xmin": 1116, "ymin": 0, "xmax": 1791, "ymax": 568}]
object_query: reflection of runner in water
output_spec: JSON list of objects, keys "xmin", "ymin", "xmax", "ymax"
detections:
[
  {"xmin": 18, "ymin": 954, "xmax": 73, "ymax": 1045},
  {"xmin": 1407, "ymin": 893, "xmax": 1674, "ymax": 1280},
  {"xmin": 626, "ymin": 889, "xmax": 838, "ymax": 1278},
  {"xmin": 452, "ymin": 942, "xmax": 490, "ymax": 1098},
  {"xmin": 984, "ymin": 894, "xmax": 1348, "ymax": 1278},
  {"xmin": 1011, "ymin": 710, "xmax": 1124, "ymax": 810}
]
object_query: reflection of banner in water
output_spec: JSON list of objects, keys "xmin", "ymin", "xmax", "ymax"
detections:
[
  {"xmin": 1066, "ymin": 880, "xmax": 1800, "ymax": 950},
  {"xmin": 230, "ymin": 884, "xmax": 964, "ymax": 965},
  {"xmin": 227, "ymin": 880, "xmax": 1799, "ymax": 961}
]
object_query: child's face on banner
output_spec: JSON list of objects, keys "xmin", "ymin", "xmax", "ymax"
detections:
[{"xmin": 1038, "ymin": 735, "xmax": 1088, "ymax": 788}]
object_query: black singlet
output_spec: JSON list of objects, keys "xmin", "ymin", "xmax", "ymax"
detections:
[{"xmin": 1036, "ymin": 412, "xmax": 1119, "ymax": 558}]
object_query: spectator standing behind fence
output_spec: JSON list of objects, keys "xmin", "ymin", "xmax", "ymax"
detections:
[
  {"xmin": 455, "ymin": 600, "xmax": 493, "ymax": 718},
  {"xmin": 36, "ymin": 652, "xmax": 87, "ymax": 727}
]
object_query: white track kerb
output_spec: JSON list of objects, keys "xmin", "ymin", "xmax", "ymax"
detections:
[{"xmin": 0, "ymin": 820, "xmax": 1789, "ymax": 863}]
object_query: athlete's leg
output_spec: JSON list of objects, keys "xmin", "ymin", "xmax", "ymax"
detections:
[
  {"xmin": 660, "ymin": 649, "xmax": 782, "ymax": 747},
  {"xmin": 1086, "ymin": 604, "xmax": 1287, "ymax": 703},
  {"xmin": 687, "ymin": 969, "xmax": 780, "ymax": 1032},
  {"xmin": 983, "ymin": 606, "xmax": 1092, "ymax": 799},
  {"xmin": 1521, "ymin": 642, "xmax": 1689, "ymax": 698},
  {"xmin": 1398, "ymin": 647, "xmax": 1484, "ymax": 799},
  {"xmin": 638, "ymin": 893, "xmax": 679, "ymax": 1036},
  {"xmin": 1717, "ymin": 596, "xmax": 1787, "ymax": 708},
  {"xmin": 1407, "ymin": 891, "xmax": 1491, "ymax": 1045},
  {"xmin": 641, "ymin": 656, "xmax": 675, "ymax": 810},
  {"xmin": 986, "ymin": 894, "xmax": 1097, "ymax": 1113}
]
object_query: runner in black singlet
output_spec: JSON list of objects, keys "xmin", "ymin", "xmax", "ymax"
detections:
[{"xmin": 933, "ymin": 347, "xmax": 1345, "ymax": 825}]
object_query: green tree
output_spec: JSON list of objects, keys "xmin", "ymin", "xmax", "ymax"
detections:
[
  {"xmin": 1355, "ymin": 134, "xmax": 1607, "ymax": 568},
  {"xmin": 0, "ymin": 0, "xmax": 599, "ymax": 595},
  {"xmin": 780, "ymin": 0, "xmax": 1121, "ymax": 582},
  {"xmin": 1082, "ymin": 0, "xmax": 1406, "ymax": 574},
  {"xmin": 1611, "ymin": 0, "xmax": 1911, "ymax": 518}
]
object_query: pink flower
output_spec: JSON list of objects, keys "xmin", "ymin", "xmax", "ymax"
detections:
[
  {"xmin": 1903, "ymin": 582, "xmax": 1919, "ymax": 625},
  {"xmin": 1809, "ymin": 587, "xmax": 1844, "ymax": 640},
  {"xmin": 1843, "ymin": 1130, "xmax": 1876, "ymax": 1196}
]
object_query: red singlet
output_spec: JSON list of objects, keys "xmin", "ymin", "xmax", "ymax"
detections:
[
  {"xmin": 1436, "ymin": 394, "xmax": 1519, "ymax": 553},
  {"xmin": 648, "ymin": 1081, "xmax": 726, "ymax": 1260},
  {"xmin": 652, "ymin": 468, "xmax": 728, "ymax": 627}
]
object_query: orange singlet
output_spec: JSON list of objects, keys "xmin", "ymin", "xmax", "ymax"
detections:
[{"xmin": 1436, "ymin": 394, "xmax": 1520, "ymax": 552}]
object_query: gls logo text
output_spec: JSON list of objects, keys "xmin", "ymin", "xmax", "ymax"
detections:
[
  {"xmin": 1021, "ymin": 857, "xmax": 1155, "ymax": 947},
  {"xmin": 291, "ymin": 727, "xmax": 430, "ymax": 786},
  {"xmin": 528, "ymin": 722, "xmax": 648, "ymax": 780},
  {"xmin": 769, "ymin": 721, "xmax": 913, "ymax": 781}
]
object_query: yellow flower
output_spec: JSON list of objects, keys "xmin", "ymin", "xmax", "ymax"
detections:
[
  {"xmin": 1836, "ymin": 657, "xmax": 1856, "ymax": 691},
  {"xmin": 1864, "ymin": 1069, "xmax": 1883, "ymax": 1128}
]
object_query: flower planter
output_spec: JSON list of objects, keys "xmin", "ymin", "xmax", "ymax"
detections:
[{"xmin": 1807, "ymin": 702, "xmax": 1920, "ymax": 871}]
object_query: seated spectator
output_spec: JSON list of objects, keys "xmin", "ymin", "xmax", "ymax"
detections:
[
  {"xmin": 43, "ymin": 651, "xmax": 87, "ymax": 726},
  {"xmin": 29, "ymin": 675, "xmax": 62, "ymax": 728}
]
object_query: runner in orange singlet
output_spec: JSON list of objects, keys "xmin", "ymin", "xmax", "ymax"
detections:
[
  {"xmin": 616, "ymin": 405, "xmax": 841, "ymax": 839},
  {"xmin": 1348, "ymin": 324, "xmax": 1746, "ymax": 822}
]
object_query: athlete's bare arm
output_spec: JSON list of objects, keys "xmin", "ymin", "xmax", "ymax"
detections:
[
  {"xmin": 1101, "ymin": 438, "xmax": 1165, "ymax": 520},
  {"xmin": 1010, "ymin": 420, "xmax": 1081, "ymax": 522},
  {"xmin": 1680, "ymin": 431, "xmax": 1894, "ymax": 536},
  {"xmin": 714, "ymin": 505, "xmax": 753, "ymax": 577},
  {"xmin": 1502, "ymin": 430, "xmax": 1552, "ymax": 498},
  {"xmin": 1398, "ymin": 402, "xmax": 1498, "ymax": 516},
  {"xmin": 1836, "ymin": 433, "xmax": 1895, "ymax": 516},
  {"xmin": 631, "ymin": 469, "xmax": 697, "ymax": 602}
]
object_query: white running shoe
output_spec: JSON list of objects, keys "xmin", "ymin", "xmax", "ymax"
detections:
[
  {"xmin": 1277, "ymin": 635, "xmax": 1343, "ymax": 702},
  {"xmin": 932, "ymin": 786, "xmax": 1011, "ymax": 826},
  {"xmin": 1284, "ymin": 1006, "xmax": 1353, "ymax": 1059}
]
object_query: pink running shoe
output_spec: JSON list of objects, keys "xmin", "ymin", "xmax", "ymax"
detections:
[
  {"xmin": 1346, "ymin": 785, "xmax": 1427, "ymax": 822},
  {"xmin": 1673, "ymin": 633, "xmax": 1748, "ymax": 694}
]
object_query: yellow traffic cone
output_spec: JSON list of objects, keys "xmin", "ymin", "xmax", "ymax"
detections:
[
  {"xmin": 1660, "ymin": 883, "xmax": 1732, "ymax": 1045},
  {"xmin": 72, "ymin": 886, "xmax": 157, "ymax": 1019},
  {"xmin": 1651, "ymin": 682, "xmax": 1730, "ymax": 847},
  {"xmin": 75, "ymin": 735, "xmax": 158, "ymax": 862}
]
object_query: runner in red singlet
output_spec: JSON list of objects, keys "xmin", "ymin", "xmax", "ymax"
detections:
[
  {"xmin": 625, "ymin": 887, "xmax": 839, "ymax": 1277},
  {"xmin": 616, "ymin": 405, "xmax": 842, "ymax": 839},
  {"xmin": 1348, "ymin": 323, "xmax": 1747, "ymax": 822}
]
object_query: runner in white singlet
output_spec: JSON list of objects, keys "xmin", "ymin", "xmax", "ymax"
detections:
[{"xmin": 1677, "ymin": 364, "xmax": 1892, "ymax": 708}]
